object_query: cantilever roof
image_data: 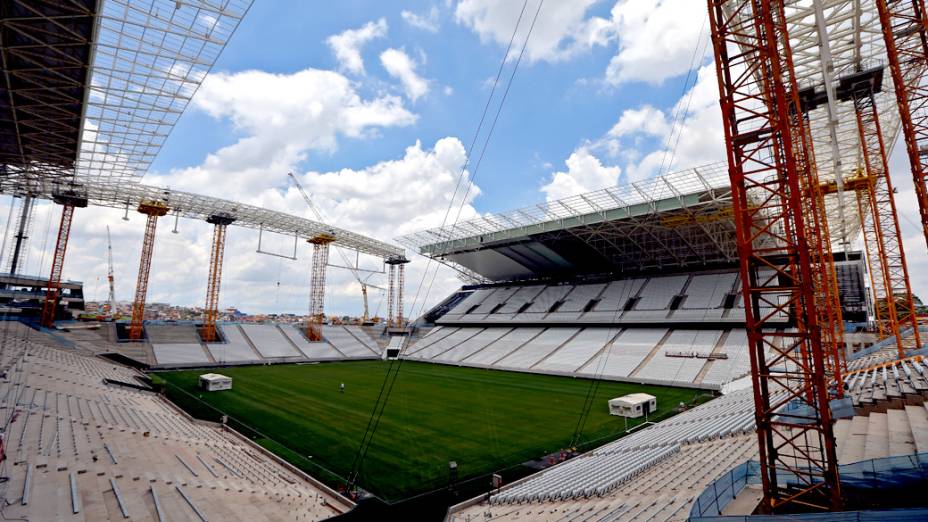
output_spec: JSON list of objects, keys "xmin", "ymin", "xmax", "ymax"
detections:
[
  {"xmin": 0, "ymin": 0, "xmax": 98, "ymax": 175},
  {"xmin": 1, "ymin": 0, "xmax": 253, "ymax": 184},
  {"xmin": 398, "ymin": 163, "xmax": 736, "ymax": 281}
]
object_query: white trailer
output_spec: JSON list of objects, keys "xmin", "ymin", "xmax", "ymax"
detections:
[
  {"xmin": 608, "ymin": 393, "xmax": 656, "ymax": 418},
  {"xmin": 199, "ymin": 373, "xmax": 232, "ymax": 392}
]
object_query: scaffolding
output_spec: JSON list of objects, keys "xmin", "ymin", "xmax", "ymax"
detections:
[
  {"xmin": 876, "ymin": 0, "xmax": 928, "ymax": 249},
  {"xmin": 708, "ymin": 0, "xmax": 842, "ymax": 513},
  {"xmin": 386, "ymin": 263, "xmax": 395, "ymax": 327},
  {"xmin": 385, "ymin": 256, "xmax": 410, "ymax": 327},
  {"xmin": 40, "ymin": 194, "xmax": 88, "ymax": 328},
  {"xmin": 307, "ymin": 233, "xmax": 336, "ymax": 341},
  {"xmin": 128, "ymin": 201, "xmax": 169, "ymax": 340},
  {"xmin": 850, "ymin": 80, "xmax": 922, "ymax": 354},
  {"xmin": 202, "ymin": 214, "xmax": 235, "ymax": 342}
]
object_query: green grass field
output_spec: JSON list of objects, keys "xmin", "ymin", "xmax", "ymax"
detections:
[{"xmin": 156, "ymin": 361, "xmax": 708, "ymax": 501}]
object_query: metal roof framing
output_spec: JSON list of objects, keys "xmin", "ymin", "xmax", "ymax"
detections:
[{"xmin": 5, "ymin": 177, "xmax": 404, "ymax": 259}]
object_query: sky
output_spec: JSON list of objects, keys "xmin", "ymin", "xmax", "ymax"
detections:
[{"xmin": 3, "ymin": 0, "xmax": 927, "ymax": 317}]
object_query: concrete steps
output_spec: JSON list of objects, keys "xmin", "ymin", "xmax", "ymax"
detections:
[{"xmin": 836, "ymin": 402, "xmax": 926, "ymax": 464}]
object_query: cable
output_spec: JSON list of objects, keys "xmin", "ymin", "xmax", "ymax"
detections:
[
  {"xmin": 657, "ymin": 13, "xmax": 708, "ymax": 178},
  {"xmin": 346, "ymin": 0, "xmax": 545, "ymax": 490}
]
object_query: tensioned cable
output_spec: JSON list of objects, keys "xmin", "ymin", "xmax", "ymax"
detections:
[
  {"xmin": 346, "ymin": 0, "xmax": 545, "ymax": 490},
  {"xmin": 657, "ymin": 13, "xmax": 708, "ymax": 178}
]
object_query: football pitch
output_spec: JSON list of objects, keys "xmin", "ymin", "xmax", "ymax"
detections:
[{"xmin": 156, "ymin": 361, "xmax": 706, "ymax": 501}]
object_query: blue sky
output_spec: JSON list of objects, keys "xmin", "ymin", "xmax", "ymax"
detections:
[{"xmin": 150, "ymin": 0, "xmax": 704, "ymax": 213}]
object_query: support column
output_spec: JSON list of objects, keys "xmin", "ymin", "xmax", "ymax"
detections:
[
  {"xmin": 128, "ymin": 201, "xmax": 169, "ymax": 340},
  {"xmin": 708, "ymin": 0, "xmax": 841, "ymax": 512},
  {"xmin": 843, "ymin": 75, "xmax": 922, "ymax": 353},
  {"xmin": 40, "ymin": 194, "xmax": 88, "ymax": 328},
  {"xmin": 307, "ymin": 233, "xmax": 336, "ymax": 341},
  {"xmin": 202, "ymin": 214, "xmax": 235, "ymax": 342},
  {"xmin": 385, "ymin": 256, "xmax": 410, "ymax": 327},
  {"xmin": 795, "ymin": 88, "xmax": 848, "ymax": 386},
  {"xmin": 876, "ymin": 0, "xmax": 928, "ymax": 249},
  {"xmin": 7, "ymin": 195, "xmax": 34, "ymax": 275},
  {"xmin": 386, "ymin": 263, "xmax": 396, "ymax": 326},
  {"xmin": 397, "ymin": 262, "xmax": 407, "ymax": 326}
]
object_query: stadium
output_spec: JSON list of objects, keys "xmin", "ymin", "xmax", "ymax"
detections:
[{"xmin": 2, "ymin": 1, "xmax": 928, "ymax": 521}]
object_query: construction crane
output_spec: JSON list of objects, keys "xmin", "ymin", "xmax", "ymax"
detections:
[
  {"xmin": 287, "ymin": 173, "xmax": 383, "ymax": 323},
  {"xmin": 105, "ymin": 225, "xmax": 116, "ymax": 317}
]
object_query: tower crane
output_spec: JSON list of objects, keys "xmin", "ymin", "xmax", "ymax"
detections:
[
  {"xmin": 105, "ymin": 225, "xmax": 117, "ymax": 318},
  {"xmin": 287, "ymin": 173, "xmax": 383, "ymax": 323}
]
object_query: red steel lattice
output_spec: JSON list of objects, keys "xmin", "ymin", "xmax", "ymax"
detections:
[
  {"xmin": 128, "ymin": 202, "xmax": 168, "ymax": 340},
  {"xmin": 202, "ymin": 216, "xmax": 233, "ymax": 342},
  {"xmin": 876, "ymin": 0, "xmax": 928, "ymax": 250},
  {"xmin": 40, "ymin": 204, "xmax": 75, "ymax": 328},
  {"xmin": 306, "ymin": 233, "xmax": 335, "ymax": 341},
  {"xmin": 707, "ymin": 0, "xmax": 842, "ymax": 511},
  {"xmin": 853, "ymin": 89, "xmax": 922, "ymax": 354}
]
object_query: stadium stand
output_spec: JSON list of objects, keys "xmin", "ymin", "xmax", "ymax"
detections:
[
  {"xmin": 533, "ymin": 327, "xmax": 620, "ymax": 373},
  {"xmin": 240, "ymin": 324, "xmax": 302, "ymax": 359},
  {"xmin": 634, "ymin": 330, "xmax": 722, "ymax": 385},
  {"xmin": 408, "ymin": 327, "xmax": 481, "ymax": 359},
  {"xmin": 844, "ymin": 357, "xmax": 928, "ymax": 411},
  {"xmin": 152, "ymin": 343, "xmax": 212, "ymax": 365},
  {"xmin": 403, "ymin": 325, "xmax": 756, "ymax": 390},
  {"xmin": 342, "ymin": 325, "xmax": 381, "ymax": 353},
  {"xmin": 578, "ymin": 328, "xmax": 668, "ymax": 379},
  {"xmin": 463, "ymin": 327, "xmax": 544, "ymax": 365},
  {"xmin": 449, "ymin": 378, "xmax": 928, "ymax": 521},
  {"xmin": 0, "ymin": 322, "xmax": 352, "ymax": 520},
  {"xmin": 495, "ymin": 327, "xmax": 579, "ymax": 369},
  {"xmin": 583, "ymin": 278, "xmax": 647, "ymax": 321},
  {"xmin": 73, "ymin": 322, "xmax": 384, "ymax": 369},
  {"xmin": 546, "ymin": 284, "xmax": 606, "ymax": 321},
  {"xmin": 433, "ymin": 327, "xmax": 513, "ymax": 363},
  {"xmin": 280, "ymin": 324, "xmax": 340, "ymax": 359},
  {"xmin": 699, "ymin": 329, "xmax": 752, "ymax": 387},
  {"xmin": 321, "ymin": 325, "xmax": 379, "ymax": 358},
  {"xmin": 514, "ymin": 285, "xmax": 573, "ymax": 322},
  {"xmin": 430, "ymin": 270, "xmax": 772, "ymax": 327},
  {"xmin": 146, "ymin": 324, "xmax": 201, "ymax": 344},
  {"xmin": 207, "ymin": 324, "xmax": 260, "ymax": 363}
]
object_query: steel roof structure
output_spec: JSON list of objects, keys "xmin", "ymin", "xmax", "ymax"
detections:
[
  {"xmin": 1, "ymin": 0, "xmax": 98, "ymax": 177},
  {"xmin": 7, "ymin": 177, "xmax": 403, "ymax": 259},
  {"xmin": 1, "ymin": 0, "xmax": 252, "ymax": 184},
  {"xmin": 782, "ymin": 0, "xmax": 899, "ymax": 247},
  {"xmin": 398, "ymin": 163, "xmax": 737, "ymax": 281},
  {"xmin": 0, "ymin": 0, "xmax": 404, "ymax": 260}
]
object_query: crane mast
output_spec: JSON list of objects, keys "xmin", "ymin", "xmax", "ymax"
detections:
[{"xmin": 288, "ymin": 173, "xmax": 381, "ymax": 323}]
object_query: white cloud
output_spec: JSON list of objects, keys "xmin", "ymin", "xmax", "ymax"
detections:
[
  {"xmin": 455, "ymin": 0, "xmax": 614, "ymax": 63},
  {"xmin": 540, "ymin": 147, "xmax": 621, "ymax": 201},
  {"xmin": 380, "ymin": 48, "xmax": 430, "ymax": 102},
  {"xmin": 326, "ymin": 18, "xmax": 388, "ymax": 75},
  {"xmin": 605, "ymin": 0, "xmax": 710, "ymax": 85},
  {"xmin": 607, "ymin": 105, "xmax": 671, "ymax": 139},
  {"xmin": 598, "ymin": 64, "xmax": 723, "ymax": 182},
  {"xmin": 455, "ymin": 0, "xmax": 708, "ymax": 86},
  {"xmin": 297, "ymin": 137, "xmax": 479, "ymax": 240},
  {"xmin": 402, "ymin": 7, "xmax": 440, "ymax": 32},
  {"xmin": 160, "ymin": 67, "xmax": 416, "ymax": 197},
  {"xmin": 19, "ymin": 64, "xmax": 481, "ymax": 318}
]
